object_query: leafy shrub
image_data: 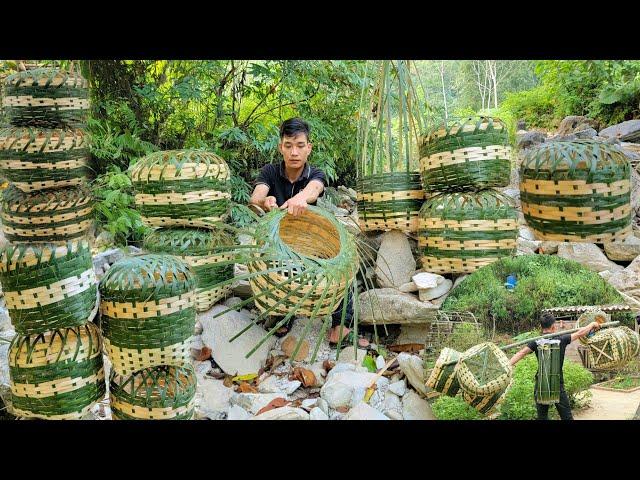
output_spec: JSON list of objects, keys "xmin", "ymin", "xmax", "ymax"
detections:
[
  {"xmin": 442, "ymin": 254, "xmax": 633, "ymax": 334},
  {"xmin": 500, "ymin": 85, "xmax": 558, "ymax": 130},
  {"xmin": 443, "ymin": 323, "xmax": 487, "ymax": 352},
  {"xmin": 431, "ymin": 395, "xmax": 483, "ymax": 420}
]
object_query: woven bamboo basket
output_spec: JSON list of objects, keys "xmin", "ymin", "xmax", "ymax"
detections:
[
  {"xmin": 420, "ymin": 116, "xmax": 512, "ymax": 192},
  {"xmin": 109, "ymin": 364, "xmax": 196, "ymax": 420},
  {"xmin": 0, "ymin": 184, "xmax": 94, "ymax": 244},
  {"xmin": 247, "ymin": 207, "xmax": 358, "ymax": 318},
  {"xmin": 99, "ymin": 254, "xmax": 197, "ymax": 376},
  {"xmin": 356, "ymin": 172, "xmax": 424, "ymax": 233},
  {"xmin": 8, "ymin": 323, "xmax": 105, "ymax": 420},
  {"xmin": 425, "ymin": 347, "xmax": 461, "ymax": 396},
  {"xmin": 130, "ymin": 150, "xmax": 231, "ymax": 230},
  {"xmin": 2, "ymin": 68, "xmax": 89, "ymax": 128},
  {"xmin": 535, "ymin": 339, "xmax": 562, "ymax": 405},
  {"xmin": 0, "ymin": 239, "xmax": 97, "ymax": 335},
  {"xmin": 576, "ymin": 309, "xmax": 610, "ymax": 345},
  {"xmin": 621, "ymin": 326, "xmax": 640, "ymax": 358},
  {"xmin": 143, "ymin": 228, "xmax": 235, "ymax": 312},
  {"xmin": 461, "ymin": 383, "xmax": 509, "ymax": 416},
  {"xmin": 520, "ymin": 140, "xmax": 632, "ymax": 243},
  {"xmin": 455, "ymin": 342, "xmax": 513, "ymax": 397},
  {"xmin": 0, "ymin": 126, "xmax": 89, "ymax": 192},
  {"xmin": 583, "ymin": 327, "xmax": 634, "ymax": 371},
  {"xmin": 418, "ymin": 189, "xmax": 518, "ymax": 274}
]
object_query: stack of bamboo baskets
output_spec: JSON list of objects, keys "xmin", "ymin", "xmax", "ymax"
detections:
[
  {"xmin": 0, "ymin": 66, "xmax": 106, "ymax": 419},
  {"xmin": 418, "ymin": 117, "xmax": 518, "ymax": 274}
]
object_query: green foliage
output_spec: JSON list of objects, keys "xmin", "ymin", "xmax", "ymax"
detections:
[
  {"xmin": 498, "ymin": 355, "xmax": 593, "ymax": 420},
  {"xmin": 442, "ymin": 255, "xmax": 633, "ymax": 334},
  {"xmin": 500, "ymin": 85, "xmax": 559, "ymax": 129},
  {"xmin": 431, "ymin": 395, "xmax": 483, "ymax": 420},
  {"xmin": 443, "ymin": 323, "xmax": 487, "ymax": 352},
  {"xmin": 361, "ymin": 355, "xmax": 377, "ymax": 373}
]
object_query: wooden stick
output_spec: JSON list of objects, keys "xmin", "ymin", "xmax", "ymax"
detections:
[
  {"xmin": 500, "ymin": 321, "xmax": 620, "ymax": 351},
  {"xmin": 364, "ymin": 356, "xmax": 398, "ymax": 403}
]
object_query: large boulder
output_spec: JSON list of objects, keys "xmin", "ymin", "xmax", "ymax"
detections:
[
  {"xmin": 599, "ymin": 120, "xmax": 640, "ymax": 142},
  {"xmin": 344, "ymin": 402, "xmax": 389, "ymax": 420},
  {"xmin": 359, "ymin": 288, "xmax": 438, "ymax": 325},
  {"xmin": 320, "ymin": 369, "xmax": 381, "ymax": 409},
  {"xmin": 556, "ymin": 243, "xmax": 624, "ymax": 273},
  {"xmin": 557, "ymin": 115, "xmax": 599, "ymax": 135},
  {"xmin": 607, "ymin": 256, "xmax": 640, "ymax": 304},
  {"xmin": 516, "ymin": 131, "xmax": 546, "ymax": 150},
  {"xmin": 397, "ymin": 352, "xmax": 428, "ymax": 397},
  {"xmin": 375, "ymin": 231, "xmax": 416, "ymax": 288},
  {"xmin": 402, "ymin": 390, "xmax": 436, "ymax": 420},
  {"xmin": 603, "ymin": 235, "xmax": 640, "ymax": 261}
]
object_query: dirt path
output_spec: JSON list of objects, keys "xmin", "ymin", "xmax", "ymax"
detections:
[{"xmin": 574, "ymin": 388, "xmax": 640, "ymax": 420}]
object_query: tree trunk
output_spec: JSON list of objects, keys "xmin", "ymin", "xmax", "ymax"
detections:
[{"xmin": 439, "ymin": 61, "xmax": 448, "ymax": 120}]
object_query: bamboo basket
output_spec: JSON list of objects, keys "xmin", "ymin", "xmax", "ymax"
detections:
[
  {"xmin": 2, "ymin": 68, "xmax": 89, "ymax": 128},
  {"xmin": 425, "ymin": 347, "xmax": 461, "ymax": 396},
  {"xmin": 621, "ymin": 326, "xmax": 640, "ymax": 358},
  {"xmin": 356, "ymin": 172, "xmax": 424, "ymax": 233},
  {"xmin": 0, "ymin": 126, "xmax": 89, "ymax": 192},
  {"xmin": 420, "ymin": 116, "xmax": 512, "ymax": 192},
  {"xmin": 0, "ymin": 239, "xmax": 97, "ymax": 335},
  {"xmin": 0, "ymin": 184, "xmax": 94, "ymax": 244},
  {"xmin": 247, "ymin": 207, "xmax": 358, "ymax": 317},
  {"xmin": 109, "ymin": 364, "xmax": 196, "ymax": 420},
  {"xmin": 520, "ymin": 140, "xmax": 632, "ymax": 243},
  {"xmin": 455, "ymin": 342, "xmax": 513, "ymax": 397},
  {"xmin": 99, "ymin": 254, "xmax": 197, "ymax": 376},
  {"xmin": 8, "ymin": 323, "xmax": 105, "ymax": 420},
  {"xmin": 461, "ymin": 383, "xmax": 509, "ymax": 416},
  {"xmin": 576, "ymin": 309, "xmax": 610, "ymax": 346},
  {"xmin": 583, "ymin": 327, "xmax": 634, "ymax": 371},
  {"xmin": 143, "ymin": 228, "xmax": 235, "ymax": 312},
  {"xmin": 418, "ymin": 189, "xmax": 518, "ymax": 274},
  {"xmin": 130, "ymin": 150, "xmax": 231, "ymax": 230},
  {"xmin": 535, "ymin": 339, "xmax": 562, "ymax": 405}
]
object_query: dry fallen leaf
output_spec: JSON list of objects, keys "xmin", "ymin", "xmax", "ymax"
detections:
[
  {"xmin": 223, "ymin": 376, "xmax": 234, "ymax": 388},
  {"xmin": 237, "ymin": 382, "xmax": 258, "ymax": 393},
  {"xmin": 255, "ymin": 397, "xmax": 290, "ymax": 416},
  {"xmin": 323, "ymin": 360, "xmax": 335, "ymax": 371},
  {"xmin": 335, "ymin": 406, "xmax": 350, "ymax": 414},
  {"xmin": 291, "ymin": 367, "xmax": 316, "ymax": 387}
]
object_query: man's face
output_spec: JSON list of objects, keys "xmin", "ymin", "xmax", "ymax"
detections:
[{"xmin": 278, "ymin": 133, "xmax": 312, "ymax": 170}]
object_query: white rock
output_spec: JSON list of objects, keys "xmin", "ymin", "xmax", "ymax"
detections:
[
  {"xmin": 412, "ymin": 272, "xmax": 444, "ymax": 289},
  {"xmin": 257, "ymin": 376, "xmax": 301, "ymax": 395},
  {"xmin": 191, "ymin": 335, "xmax": 205, "ymax": 350},
  {"xmin": 194, "ymin": 321, "xmax": 203, "ymax": 335},
  {"xmin": 317, "ymin": 398, "xmax": 330, "ymax": 415},
  {"xmin": 0, "ymin": 307, "xmax": 12, "ymax": 333},
  {"xmin": 539, "ymin": 241, "xmax": 560, "ymax": 254},
  {"xmin": 320, "ymin": 370, "xmax": 378, "ymax": 409},
  {"xmin": 519, "ymin": 226, "xmax": 537, "ymax": 241},
  {"xmin": 557, "ymin": 243, "xmax": 624, "ymax": 273},
  {"xmin": 375, "ymin": 231, "xmax": 416, "ymax": 288},
  {"xmin": 599, "ymin": 270, "xmax": 613, "ymax": 281},
  {"xmin": 230, "ymin": 393, "xmax": 285, "ymax": 415},
  {"xmin": 328, "ymin": 363, "xmax": 356, "ymax": 376},
  {"xmin": 301, "ymin": 398, "xmax": 318, "ymax": 410},
  {"xmin": 344, "ymin": 402, "xmax": 389, "ymax": 420},
  {"xmin": 253, "ymin": 407, "xmax": 310, "ymax": 420},
  {"xmin": 196, "ymin": 377, "xmax": 234, "ymax": 419},
  {"xmin": 223, "ymin": 297, "xmax": 243, "ymax": 308},
  {"xmin": 309, "ymin": 407, "xmax": 329, "ymax": 420},
  {"xmin": 419, "ymin": 279, "xmax": 453, "ymax": 301},
  {"xmin": 607, "ymin": 256, "xmax": 640, "ymax": 304},
  {"xmin": 385, "ymin": 410, "xmax": 403, "ymax": 420},
  {"xmin": 389, "ymin": 380, "xmax": 407, "ymax": 397},
  {"xmin": 200, "ymin": 305, "xmax": 276, "ymax": 376},
  {"xmin": 375, "ymin": 356, "xmax": 386, "ymax": 370},
  {"xmin": 192, "ymin": 360, "xmax": 213, "ymax": 377},
  {"xmin": 359, "ymin": 288, "xmax": 438, "ymax": 324},
  {"xmin": 517, "ymin": 237, "xmax": 541, "ymax": 252},
  {"xmin": 336, "ymin": 346, "xmax": 368, "ymax": 365},
  {"xmin": 398, "ymin": 281, "xmax": 418, "ymax": 293},
  {"xmin": 383, "ymin": 391, "xmax": 403, "ymax": 418},
  {"xmin": 308, "ymin": 362, "xmax": 327, "ymax": 387},
  {"xmin": 227, "ymin": 405, "xmax": 251, "ymax": 420},
  {"xmin": 402, "ymin": 390, "xmax": 436, "ymax": 420},
  {"xmin": 452, "ymin": 274, "xmax": 468, "ymax": 289},
  {"xmin": 397, "ymin": 352, "xmax": 428, "ymax": 396},
  {"xmin": 603, "ymin": 236, "xmax": 640, "ymax": 261}
]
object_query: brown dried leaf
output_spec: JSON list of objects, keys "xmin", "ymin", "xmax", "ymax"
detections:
[
  {"xmin": 292, "ymin": 367, "xmax": 317, "ymax": 387},
  {"xmin": 191, "ymin": 346, "xmax": 212, "ymax": 361},
  {"xmin": 335, "ymin": 406, "xmax": 350, "ymax": 413},
  {"xmin": 223, "ymin": 375, "xmax": 234, "ymax": 388},
  {"xmin": 323, "ymin": 360, "xmax": 335, "ymax": 371},
  {"xmin": 237, "ymin": 382, "xmax": 258, "ymax": 393},
  {"xmin": 255, "ymin": 397, "xmax": 290, "ymax": 416}
]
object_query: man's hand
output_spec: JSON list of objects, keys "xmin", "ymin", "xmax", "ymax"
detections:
[
  {"xmin": 590, "ymin": 321, "xmax": 601, "ymax": 332},
  {"xmin": 262, "ymin": 196, "xmax": 278, "ymax": 212},
  {"xmin": 281, "ymin": 194, "xmax": 308, "ymax": 216}
]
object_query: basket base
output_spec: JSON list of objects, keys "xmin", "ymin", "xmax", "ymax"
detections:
[{"xmin": 421, "ymin": 255, "xmax": 504, "ymax": 274}]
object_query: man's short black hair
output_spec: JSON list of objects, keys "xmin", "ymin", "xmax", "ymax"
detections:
[
  {"xmin": 280, "ymin": 117, "xmax": 310, "ymax": 141},
  {"xmin": 540, "ymin": 312, "xmax": 556, "ymax": 329}
]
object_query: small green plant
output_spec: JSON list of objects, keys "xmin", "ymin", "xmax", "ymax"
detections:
[
  {"xmin": 444, "ymin": 323, "xmax": 487, "ymax": 352},
  {"xmin": 431, "ymin": 395, "xmax": 483, "ymax": 420}
]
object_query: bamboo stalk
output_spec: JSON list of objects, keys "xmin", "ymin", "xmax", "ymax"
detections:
[{"xmin": 500, "ymin": 321, "xmax": 620, "ymax": 351}]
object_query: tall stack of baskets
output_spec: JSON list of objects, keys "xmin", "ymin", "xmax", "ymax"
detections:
[
  {"xmin": 0, "ymin": 66, "xmax": 106, "ymax": 419},
  {"xmin": 418, "ymin": 117, "xmax": 518, "ymax": 273}
]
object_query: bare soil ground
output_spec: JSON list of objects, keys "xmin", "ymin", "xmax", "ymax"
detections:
[{"xmin": 574, "ymin": 388, "xmax": 640, "ymax": 420}]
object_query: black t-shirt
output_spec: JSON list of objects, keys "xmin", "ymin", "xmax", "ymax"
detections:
[
  {"xmin": 254, "ymin": 161, "xmax": 326, "ymax": 207},
  {"xmin": 527, "ymin": 334, "xmax": 572, "ymax": 385}
]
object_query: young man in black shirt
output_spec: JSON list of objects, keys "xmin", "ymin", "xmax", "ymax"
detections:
[{"xmin": 509, "ymin": 312, "xmax": 601, "ymax": 420}]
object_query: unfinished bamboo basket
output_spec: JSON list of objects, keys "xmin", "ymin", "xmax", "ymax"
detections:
[
  {"xmin": 0, "ymin": 239, "xmax": 97, "ymax": 335},
  {"xmin": 420, "ymin": 116, "xmax": 512, "ymax": 192},
  {"xmin": 109, "ymin": 364, "xmax": 196, "ymax": 420},
  {"xmin": 143, "ymin": 228, "xmax": 235, "ymax": 312},
  {"xmin": 0, "ymin": 126, "xmax": 89, "ymax": 192},
  {"xmin": 99, "ymin": 254, "xmax": 197, "ymax": 376},
  {"xmin": 425, "ymin": 347, "xmax": 461, "ymax": 396},
  {"xmin": 8, "ymin": 323, "xmax": 105, "ymax": 420},
  {"xmin": 576, "ymin": 309, "xmax": 610, "ymax": 346},
  {"xmin": 621, "ymin": 326, "xmax": 640, "ymax": 358},
  {"xmin": 461, "ymin": 383, "xmax": 510, "ymax": 416},
  {"xmin": 582, "ymin": 327, "xmax": 634, "ymax": 371},
  {"xmin": 418, "ymin": 189, "xmax": 518, "ymax": 274},
  {"xmin": 455, "ymin": 342, "xmax": 513, "ymax": 397},
  {"xmin": 2, "ymin": 68, "xmax": 89, "ymax": 128},
  {"xmin": 130, "ymin": 150, "xmax": 231, "ymax": 229},
  {"xmin": 535, "ymin": 339, "xmax": 562, "ymax": 405},
  {"xmin": 0, "ymin": 184, "xmax": 94, "ymax": 244},
  {"xmin": 247, "ymin": 207, "xmax": 358, "ymax": 318},
  {"xmin": 520, "ymin": 140, "xmax": 632, "ymax": 243},
  {"xmin": 356, "ymin": 172, "xmax": 424, "ymax": 233}
]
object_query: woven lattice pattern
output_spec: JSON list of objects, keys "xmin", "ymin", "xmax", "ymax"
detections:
[
  {"xmin": 109, "ymin": 364, "xmax": 196, "ymax": 420},
  {"xmin": 576, "ymin": 309, "xmax": 610, "ymax": 345},
  {"xmin": 130, "ymin": 150, "xmax": 231, "ymax": 229},
  {"xmin": 0, "ymin": 184, "xmax": 94, "ymax": 243},
  {"xmin": 2, "ymin": 68, "xmax": 89, "ymax": 128},
  {"xmin": 520, "ymin": 140, "xmax": 632, "ymax": 242},
  {"xmin": 420, "ymin": 117, "xmax": 512, "ymax": 192},
  {"xmin": 418, "ymin": 189, "xmax": 518, "ymax": 273},
  {"xmin": 583, "ymin": 326, "xmax": 638, "ymax": 371},
  {"xmin": 0, "ymin": 127, "xmax": 89, "ymax": 192},
  {"xmin": 535, "ymin": 339, "xmax": 562, "ymax": 405},
  {"xmin": 356, "ymin": 172, "xmax": 424, "ymax": 233},
  {"xmin": 8, "ymin": 323, "xmax": 105, "ymax": 419},
  {"xmin": 99, "ymin": 254, "xmax": 197, "ymax": 376},
  {"xmin": 461, "ymin": 383, "xmax": 510, "ymax": 416},
  {"xmin": 455, "ymin": 342, "xmax": 513, "ymax": 397},
  {"xmin": 143, "ymin": 228, "xmax": 235, "ymax": 311},
  {"xmin": 0, "ymin": 239, "xmax": 97, "ymax": 335},
  {"xmin": 425, "ymin": 347, "xmax": 461, "ymax": 396},
  {"xmin": 246, "ymin": 207, "xmax": 358, "ymax": 318}
]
